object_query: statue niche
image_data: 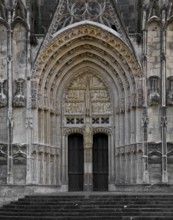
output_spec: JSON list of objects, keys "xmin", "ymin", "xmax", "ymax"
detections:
[
  {"xmin": 167, "ymin": 77, "xmax": 173, "ymax": 105},
  {"xmin": 0, "ymin": 79, "xmax": 7, "ymax": 108},
  {"xmin": 13, "ymin": 79, "xmax": 26, "ymax": 107},
  {"xmin": 148, "ymin": 76, "xmax": 160, "ymax": 106}
]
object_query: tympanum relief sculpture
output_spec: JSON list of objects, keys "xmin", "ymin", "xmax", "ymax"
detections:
[{"xmin": 64, "ymin": 72, "xmax": 112, "ymax": 125}]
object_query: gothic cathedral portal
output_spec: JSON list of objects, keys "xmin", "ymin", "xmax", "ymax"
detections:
[
  {"xmin": 5, "ymin": 0, "xmax": 173, "ymax": 199},
  {"xmin": 32, "ymin": 21, "xmax": 142, "ymax": 191}
]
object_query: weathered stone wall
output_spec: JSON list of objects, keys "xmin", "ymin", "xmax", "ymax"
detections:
[
  {"xmin": 0, "ymin": 156, "xmax": 7, "ymax": 184},
  {"xmin": 1, "ymin": 0, "xmax": 173, "ymax": 197},
  {"xmin": 0, "ymin": 108, "xmax": 8, "ymax": 143},
  {"xmin": 117, "ymin": 0, "xmax": 142, "ymax": 33},
  {"xmin": 13, "ymin": 157, "xmax": 26, "ymax": 184}
]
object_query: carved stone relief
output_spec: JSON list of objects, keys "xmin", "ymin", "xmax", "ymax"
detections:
[
  {"xmin": 64, "ymin": 72, "xmax": 111, "ymax": 116},
  {"xmin": 31, "ymin": 81, "xmax": 37, "ymax": 109},
  {"xmin": 148, "ymin": 76, "xmax": 160, "ymax": 106},
  {"xmin": 33, "ymin": 24, "xmax": 141, "ymax": 83},
  {"xmin": 148, "ymin": 142, "xmax": 162, "ymax": 154},
  {"xmin": 137, "ymin": 88, "xmax": 143, "ymax": 107},
  {"xmin": 13, "ymin": 79, "xmax": 26, "ymax": 107},
  {"xmin": 167, "ymin": 77, "xmax": 173, "ymax": 105},
  {"xmin": 83, "ymin": 123, "xmax": 93, "ymax": 149},
  {"xmin": 148, "ymin": 142, "xmax": 162, "ymax": 164},
  {"xmin": 12, "ymin": 143, "xmax": 27, "ymax": 158},
  {"xmin": 119, "ymin": 97, "xmax": 125, "ymax": 113},
  {"xmin": 117, "ymin": 144, "xmax": 142, "ymax": 155},
  {"xmin": 0, "ymin": 79, "xmax": 7, "ymax": 108},
  {"xmin": 43, "ymin": 0, "xmax": 132, "ymax": 47},
  {"xmin": 130, "ymin": 93, "xmax": 136, "ymax": 108}
]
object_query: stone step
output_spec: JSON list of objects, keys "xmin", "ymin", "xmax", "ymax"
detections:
[
  {"xmin": 0, "ymin": 211, "xmax": 173, "ymax": 217},
  {"xmin": 2, "ymin": 206, "xmax": 173, "ymax": 211},
  {"xmin": 1, "ymin": 217, "xmax": 173, "ymax": 220},
  {"xmin": 6, "ymin": 201, "xmax": 173, "ymax": 206},
  {"xmin": 23, "ymin": 196, "xmax": 173, "ymax": 201},
  {"xmin": 17, "ymin": 199, "xmax": 173, "ymax": 203},
  {"xmin": 0, "ymin": 208, "xmax": 173, "ymax": 214},
  {"xmin": 1, "ymin": 194, "xmax": 173, "ymax": 219}
]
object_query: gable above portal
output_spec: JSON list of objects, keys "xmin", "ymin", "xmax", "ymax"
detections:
[{"xmin": 42, "ymin": 0, "xmax": 133, "ymax": 51}]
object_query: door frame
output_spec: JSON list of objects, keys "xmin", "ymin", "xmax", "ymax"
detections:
[{"xmin": 62, "ymin": 128, "xmax": 114, "ymax": 191}]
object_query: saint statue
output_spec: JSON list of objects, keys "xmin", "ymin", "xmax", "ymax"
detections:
[{"xmin": 84, "ymin": 124, "xmax": 92, "ymax": 149}]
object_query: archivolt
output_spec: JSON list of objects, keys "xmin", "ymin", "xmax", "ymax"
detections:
[{"xmin": 32, "ymin": 21, "xmax": 142, "ymax": 110}]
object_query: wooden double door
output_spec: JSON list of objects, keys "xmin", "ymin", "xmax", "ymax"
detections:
[{"xmin": 68, "ymin": 133, "xmax": 108, "ymax": 191}]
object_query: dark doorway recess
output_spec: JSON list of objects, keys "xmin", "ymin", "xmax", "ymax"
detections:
[
  {"xmin": 68, "ymin": 134, "xmax": 84, "ymax": 191},
  {"xmin": 93, "ymin": 133, "xmax": 108, "ymax": 191}
]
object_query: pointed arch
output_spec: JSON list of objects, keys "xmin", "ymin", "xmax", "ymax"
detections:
[
  {"xmin": 31, "ymin": 22, "xmax": 143, "ymax": 186},
  {"xmin": 32, "ymin": 21, "xmax": 142, "ymax": 111},
  {"xmin": 13, "ymin": 0, "xmax": 26, "ymax": 21}
]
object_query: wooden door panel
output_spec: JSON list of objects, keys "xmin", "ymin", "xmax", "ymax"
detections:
[
  {"xmin": 68, "ymin": 134, "xmax": 84, "ymax": 191},
  {"xmin": 93, "ymin": 133, "xmax": 108, "ymax": 191}
]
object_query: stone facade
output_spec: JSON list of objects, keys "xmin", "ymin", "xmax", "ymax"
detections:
[{"xmin": 1, "ymin": 0, "xmax": 173, "ymax": 203}]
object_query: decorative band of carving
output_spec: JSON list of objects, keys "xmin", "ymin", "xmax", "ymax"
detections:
[
  {"xmin": 31, "ymin": 144, "xmax": 59, "ymax": 155},
  {"xmin": 64, "ymin": 128, "xmax": 83, "ymax": 136},
  {"xmin": 148, "ymin": 142, "xmax": 162, "ymax": 154},
  {"xmin": 116, "ymin": 143, "xmax": 143, "ymax": 155},
  {"xmin": 93, "ymin": 127, "xmax": 112, "ymax": 135},
  {"xmin": 33, "ymin": 23, "xmax": 141, "ymax": 80},
  {"xmin": 12, "ymin": 143, "xmax": 27, "ymax": 158}
]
